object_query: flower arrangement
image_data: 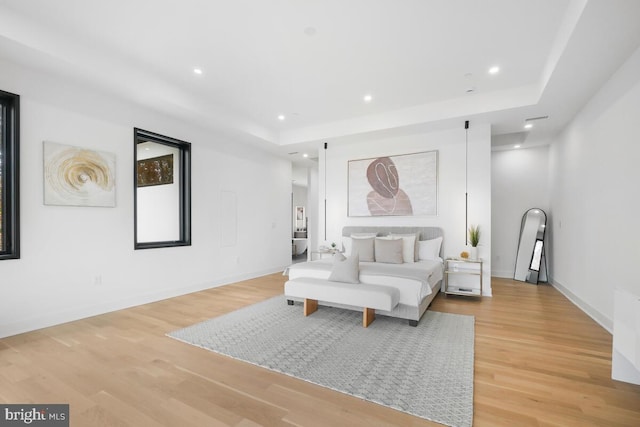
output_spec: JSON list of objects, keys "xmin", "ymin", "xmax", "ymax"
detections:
[{"xmin": 468, "ymin": 225, "xmax": 480, "ymax": 247}]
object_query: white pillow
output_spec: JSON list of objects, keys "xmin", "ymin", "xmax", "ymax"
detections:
[
  {"xmin": 351, "ymin": 232, "xmax": 377, "ymax": 238},
  {"xmin": 418, "ymin": 237, "xmax": 443, "ymax": 261},
  {"xmin": 390, "ymin": 233, "xmax": 418, "ymax": 263},
  {"xmin": 342, "ymin": 233, "xmax": 378, "ymax": 256},
  {"xmin": 328, "ymin": 253, "xmax": 360, "ymax": 283},
  {"xmin": 374, "ymin": 238, "xmax": 403, "ymax": 264},
  {"xmin": 351, "ymin": 237, "xmax": 375, "ymax": 262}
]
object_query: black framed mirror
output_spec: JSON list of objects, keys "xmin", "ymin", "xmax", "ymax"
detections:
[
  {"xmin": 514, "ymin": 208, "xmax": 547, "ymax": 284},
  {"xmin": 134, "ymin": 128, "xmax": 191, "ymax": 249}
]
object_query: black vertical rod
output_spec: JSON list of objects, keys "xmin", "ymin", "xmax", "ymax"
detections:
[
  {"xmin": 324, "ymin": 142, "xmax": 328, "ymax": 241},
  {"xmin": 465, "ymin": 120, "xmax": 469, "ymax": 246}
]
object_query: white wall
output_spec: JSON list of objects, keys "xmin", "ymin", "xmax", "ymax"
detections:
[
  {"xmin": 0, "ymin": 60, "xmax": 292, "ymax": 338},
  {"xmin": 491, "ymin": 146, "xmax": 550, "ymax": 278},
  {"xmin": 317, "ymin": 124, "xmax": 492, "ymax": 294},
  {"xmin": 548, "ymin": 45, "xmax": 640, "ymax": 331}
]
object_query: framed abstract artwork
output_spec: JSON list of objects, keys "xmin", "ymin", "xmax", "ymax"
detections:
[
  {"xmin": 348, "ymin": 151, "xmax": 438, "ymax": 217},
  {"xmin": 43, "ymin": 141, "xmax": 116, "ymax": 207}
]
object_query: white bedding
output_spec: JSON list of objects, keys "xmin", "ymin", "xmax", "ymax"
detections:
[{"xmin": 286, "ymin": 259, "xmax": 443, "ymax": 307}]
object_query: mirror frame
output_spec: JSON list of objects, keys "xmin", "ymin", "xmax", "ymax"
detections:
[
  {"xmin": 133, "ymin": 128, "xmax": 191, "ymax": 250},
  {"xmin": 514, "ymin": 208, "xmax": 547, "ymax": 284}
]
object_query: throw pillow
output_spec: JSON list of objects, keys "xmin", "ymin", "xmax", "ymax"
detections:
[
  {"xmin": 351, "ymin": 237, "xmax": 375, "ymax": 262},
  {"xmin": 390, "ymin": 233, "xmax": 419, "ymax": 263},
  {"xmin": 418, "ymin": 236, "xmax": 443, "ymax": 260},
  {"xmin": 328, "ymin": 253, "xmax": 360, "ymax": 283},
  {"xmin": 342, "ymin": 233, "xmax": 377, "ymax": 256},
  {"xmin": 374, "ymin": 238, "xmax": 403, "ymax": 264}
]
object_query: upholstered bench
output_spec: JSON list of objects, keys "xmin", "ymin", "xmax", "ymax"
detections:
[{"xmin": 284, "ymin": 277, "xmax": 400, "ymax": 327}]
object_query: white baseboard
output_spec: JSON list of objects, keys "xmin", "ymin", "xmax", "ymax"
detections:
[
  {"xmin": 491, "ymin": 269, "xmax": 514, "ymax": 279},
  {"xmin": 551, "ymin": 278, "xmax": 613, "ymax": 333},
  {"xmin": 0, "ymin": 266, "xmax": 288, "ymax": 339}
]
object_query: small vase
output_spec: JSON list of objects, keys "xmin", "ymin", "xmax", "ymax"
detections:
[{"xmin": 470, "ymin": 246, "xmax": 478, "ymax": 260}]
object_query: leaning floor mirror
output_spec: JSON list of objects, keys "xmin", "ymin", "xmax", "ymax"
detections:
[{"xmin": 514, "ymin": 208, "xmax": 548, "ymax": 284}]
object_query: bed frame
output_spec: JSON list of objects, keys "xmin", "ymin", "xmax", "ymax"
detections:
[{"xmin": 341, "ymin": 226, "xmax": 445, "ymax": 325}]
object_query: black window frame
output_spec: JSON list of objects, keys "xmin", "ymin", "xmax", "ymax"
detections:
[
  {"xmin": 0, "ymin": 89, "xmax": 20, "ymax": 260},
  {"xmin": 133, "ymin": 128, "xmax": 191, "ymax": 250}
]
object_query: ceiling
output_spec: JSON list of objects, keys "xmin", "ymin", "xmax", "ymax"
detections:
[{"xmin": 1, "ymin": 0, "xmax": 639, "ymax": 161}]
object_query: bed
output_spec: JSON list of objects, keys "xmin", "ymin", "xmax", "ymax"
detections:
[{"xmin": 286, "ymin": 226, "xmax": 444, "ymax": 324}]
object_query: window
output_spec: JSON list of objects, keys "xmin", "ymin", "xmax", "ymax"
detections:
[
  {"xmin": 134, "ymin": 128, "xmax": 191, "ymax": 249},
  {"xmin": 0, "ymin": 89, "xmax": 19, "ymax": 260}
]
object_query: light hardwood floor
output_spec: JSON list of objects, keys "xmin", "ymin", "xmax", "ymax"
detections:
[{"xmin": 1, "ymin": 275, "xmax": 639, "ymax": 426}]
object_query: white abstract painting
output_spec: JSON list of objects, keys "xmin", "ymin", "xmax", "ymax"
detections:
[
  {"xmin": 44, "ymin": 141, "xmax": 116, "ymax": 207},
  {"xmin": 348, "ymin": 151, "xmax": 437, "ymax": 217}
]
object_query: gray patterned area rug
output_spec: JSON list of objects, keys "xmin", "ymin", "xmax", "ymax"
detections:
[{"xmin": 168, "ymin": 296, "xmax": 474, "ymax": 427}]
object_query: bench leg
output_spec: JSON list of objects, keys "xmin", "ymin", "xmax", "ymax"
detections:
[
  {"xmin": 363, "ymin": 308, "xmax": 375, "ymax": 327},
  {"xmin": 304, "ymin": 299, "xmax": 318, "ymax": 316}
]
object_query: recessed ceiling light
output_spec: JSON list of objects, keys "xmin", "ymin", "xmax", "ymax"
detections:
[
  {"xmin": 278, "ymin": 114, "xmax": 286, "ymax": 121},
  {"xmin": 303, "ymin": 153, "xmax": 309, "ymax": 158},
  {"xmin": 193, "ymin": 68, "xmax": 203, "ymax": 75},
  {"xmin": 524, "ymin": 123, "xmax": 533, "ymax": 129},
  {"xmin": 514, "ymin": 145, "xmax": 521, "ymax": 149},
  {"xmin": 363, "ymin": 94, "xmax": 373, "ymax": 103},
  {"xmin": 489, "ymin": 66, "xmax": 500, "ymax": 74}
]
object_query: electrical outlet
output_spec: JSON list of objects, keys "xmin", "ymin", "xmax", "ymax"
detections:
[{"xmin": 94, "ymin": 275, "xmax": 102, "ymax": 285}]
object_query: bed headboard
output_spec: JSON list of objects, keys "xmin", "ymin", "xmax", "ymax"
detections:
[{"xmin": 341, "ymin": 226, "xmax": 444, "ymax": 257}]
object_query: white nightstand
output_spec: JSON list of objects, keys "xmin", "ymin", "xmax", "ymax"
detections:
[{"xmin": 444, "ymin": 258, "xmax": 483, "ymax": 297}]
